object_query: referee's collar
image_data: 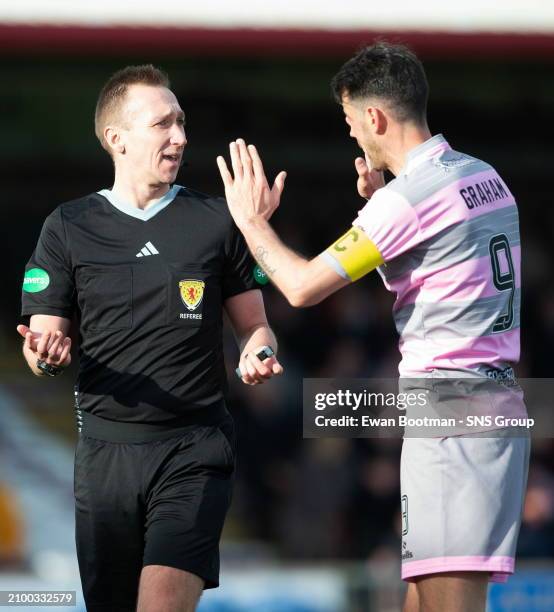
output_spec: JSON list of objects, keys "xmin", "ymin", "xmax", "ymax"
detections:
[{"xmin": 98, "ymin": 184, "xmax": 183, "ymax": 221}]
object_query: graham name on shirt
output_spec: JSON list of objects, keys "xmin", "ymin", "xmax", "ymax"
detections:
[{"xmin": 460, "ymin": 177, "xmax": 509, "ymax": 210}]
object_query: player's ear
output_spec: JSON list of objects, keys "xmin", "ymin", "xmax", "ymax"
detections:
[
  {"xmin": 104, "ymin": 126, "xmax": 125, "ymax": 155},
  {"xmin": 366, "ymin": 106, "xmax": 388, "ymax": 136}
]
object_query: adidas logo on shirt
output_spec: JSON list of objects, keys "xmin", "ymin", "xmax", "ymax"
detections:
[{"xmin": 136, "ymin": 241, "xmax": 160, "ymax": 258}]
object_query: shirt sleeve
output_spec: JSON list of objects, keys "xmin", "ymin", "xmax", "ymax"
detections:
[
  {"xmin": 353, "ymin": 187, "xmax": 422, "ymax": 262},
  {"xmin": 222, "ymin": 222, "xmax": 261, "ymax": 299},
  {"xmin": 21, "ymin": 207, "xmax": 75, "ymax": 318}
]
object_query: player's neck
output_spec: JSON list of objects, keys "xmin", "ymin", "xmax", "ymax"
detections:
[
  {"xmin": 385, "ymin": 123, "xmax": 432, "ymax": 176},
  {"xmin": 110, "ymin": 175, "xmax": 171, "ymax": 210}
]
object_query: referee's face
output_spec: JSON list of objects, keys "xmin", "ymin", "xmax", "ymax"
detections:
[{"xmin": 119, "ymin": 84, "xmax": 187, "ymax": 187}]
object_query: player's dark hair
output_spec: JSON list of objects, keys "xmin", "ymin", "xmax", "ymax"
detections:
[
  {"xmin": 95, "ymin": 64, "xmax": 170, "ymax": 152},
  {"xmin": 331, "ymin": 42, "xmax": 429, "ymax": 124}
]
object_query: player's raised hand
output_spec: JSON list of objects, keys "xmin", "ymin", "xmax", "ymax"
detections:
[
  {"xmin": 217, "ymin": 139, "xmax": 286, "ymax": 228},
  {"xmin": 16, "ymin": 324, "xmax": 72, "ymax": 368},
  {"xmin": 355, "ymin": 155, "xmax": 385, "ymax": 199}
]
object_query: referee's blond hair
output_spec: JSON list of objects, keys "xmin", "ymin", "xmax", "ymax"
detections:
[{"xmin": 95, "ymin": 65, "xmax": 170, "ymax": 154}]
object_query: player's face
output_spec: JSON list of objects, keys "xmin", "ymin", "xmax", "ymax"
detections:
[
  {"xmin": 341, "ymin": 95, "xmax": 385, "ymax": 171},
  {"xmin": 119, "ymin": 84, "xmax": 187, "ymax": 185}
]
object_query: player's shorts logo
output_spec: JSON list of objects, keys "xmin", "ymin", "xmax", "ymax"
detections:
[
  {"xmin": 179, "ymin": 279, "xmax": 205, "ymax": 311},
  {"xmin": 401, "ymin": 495, "xmax": 409, "ymax": 536}
]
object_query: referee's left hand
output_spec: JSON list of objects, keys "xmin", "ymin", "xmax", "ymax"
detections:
[{"xmin": 237, "ymin": 349, "xmax": 284, "ymax": 385}]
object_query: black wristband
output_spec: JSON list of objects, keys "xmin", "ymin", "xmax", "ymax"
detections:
[{"xmin": 36, "ymin": 359, "xmax": 64, "ymax": 377}]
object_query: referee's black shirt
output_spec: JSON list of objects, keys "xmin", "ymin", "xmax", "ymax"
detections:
[{"xmin": 21, "ymin": 185, "xmax": 259, "ymax": 423}]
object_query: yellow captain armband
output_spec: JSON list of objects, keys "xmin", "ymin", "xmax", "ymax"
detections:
[{"xmin": 323, "ymin": 227, "xmax": 384, "ymax": 281}]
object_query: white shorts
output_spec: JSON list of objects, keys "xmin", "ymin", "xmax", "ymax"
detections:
[{"xmin": 400, "ymin": 428, "xmax": 530, "ymax": 583}]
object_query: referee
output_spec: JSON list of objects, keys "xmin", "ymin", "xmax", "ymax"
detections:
[{"xmin": 18, "ymin": 65, "xmax": 282, "ymax": 612}]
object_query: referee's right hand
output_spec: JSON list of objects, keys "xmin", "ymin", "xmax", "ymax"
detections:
[{"xmin": 16, "ymin": 325, "xmax": 72, "ymax": 368}]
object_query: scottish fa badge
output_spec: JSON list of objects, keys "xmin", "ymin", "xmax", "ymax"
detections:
[{"xmin": 179, "ymin": 279, "xmax": 205, "ymax": 311}]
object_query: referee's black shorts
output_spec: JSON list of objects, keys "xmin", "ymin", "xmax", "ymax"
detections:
[{"xmin": 74, "ymin": 407, "xmax": 235, "ymax": 611}]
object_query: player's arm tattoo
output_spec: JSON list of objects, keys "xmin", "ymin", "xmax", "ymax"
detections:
[{"xmin": 254, "ymin": 245, "xmax": 277, "ymax": 276}]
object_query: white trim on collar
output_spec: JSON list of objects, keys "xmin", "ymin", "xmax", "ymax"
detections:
[
  {"xmin": 98, "ymin": 184, "xmax": 183, "ymax": 221},
  {"xmin": 402, "ymin": 134, "xmax": 451, "ymax": 176}
]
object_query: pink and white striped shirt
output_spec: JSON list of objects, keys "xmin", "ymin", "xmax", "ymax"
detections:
[{"xmin": 354, "ymin": 134, "xmax": 520, "ymax": 377}]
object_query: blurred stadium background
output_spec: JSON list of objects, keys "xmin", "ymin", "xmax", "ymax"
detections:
[{"xmin": 2, "ymin": 2, "xmax": 554, "ymax": 611}]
